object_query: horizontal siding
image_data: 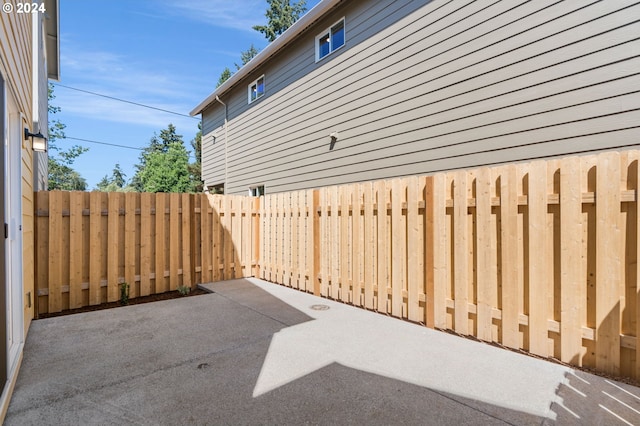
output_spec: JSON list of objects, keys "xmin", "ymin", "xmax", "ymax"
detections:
[
  {"xmin": 1, "ymin": 6, "xmax": 38, "ymax": 337},
  {"xmin": 201, "ymin": 0, "xmax": 640, "ymax": 194}
]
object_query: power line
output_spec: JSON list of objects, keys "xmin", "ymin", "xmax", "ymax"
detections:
[
  {"xmin": 52, "ymin": 82, "xmax": 200, "ymax": 120},
  {"xmin": 61, "ymin": 136, "xmax": 144, "ymax": 151}
]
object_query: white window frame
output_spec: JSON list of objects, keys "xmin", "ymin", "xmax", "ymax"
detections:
[
  {"xmin": 249, "ymin": 185, "xmax": 265, "ymax": 197},
  {"xmin": 248, "ymin": 75, "xmax": 265, "ymax": 104},
  {"xmin": 315, "ymin": 17, "xmax": 346, "ymax": 62}
]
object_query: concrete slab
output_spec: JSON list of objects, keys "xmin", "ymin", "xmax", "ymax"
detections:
[{"xmin": 6, "ymin": 278, "xmax": 640, "ymax": 425}]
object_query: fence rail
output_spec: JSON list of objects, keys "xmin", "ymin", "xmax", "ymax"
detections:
[{"xmin": 34, "ymin": 150, "xmax": 640, "ymax": 379}]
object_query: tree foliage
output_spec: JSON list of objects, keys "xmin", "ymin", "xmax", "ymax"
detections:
[
  {"xmin": 47, "ymin": 84, "xmax": 88, "ymax": 190},
  {"xmin": 188, "ymin": 122, "xmax": 203, "ymax": 193},
  {"xmin": 253, "ymin": 0, "xmax": 307, "ymax": 42},
  {"xmin": 95, "ymin": 164, "xmax": 130, "ymax": 192},
  {"xmin": 235, "ymin": 44, "xmax": 259, "ymax": 70},
  {"xmin": 131, "ymin": 124, "xmax": 196, "ymax": 193},
  {"xmin": 216, "ymin": 67, "xmax": 233, "ymax": 88}
]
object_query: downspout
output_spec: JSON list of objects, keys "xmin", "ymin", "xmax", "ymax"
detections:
[{"xmin": 215, "ymin": 96, "xmax": 228, "ymax": 193}]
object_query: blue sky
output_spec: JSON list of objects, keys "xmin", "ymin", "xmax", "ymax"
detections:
[{"xmin": 53, "ymin": 0, "xmax": 320, "ymax": 189}]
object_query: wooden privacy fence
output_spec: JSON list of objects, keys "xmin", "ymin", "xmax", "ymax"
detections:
[
  {"xmin": 35, "ymin": 149, "xmax": 640, "ymax": 379},
  {"xmin": 258, "ymin": 150, "xmax": 640, "ymax": 379},
  {"xmin": 35, "ymin": 192, "xmax": 257, "ymax": 315}
]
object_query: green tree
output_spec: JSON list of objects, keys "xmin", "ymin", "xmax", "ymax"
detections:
[
  {"xmin": 95, "ymin": 164, "xmax": 128, "ymax": 192},
  {"xmin": 132, "ymin": 124, "xmax": 193, "ymax": 193},
  {"xmin": 253, "ymin": 0, "xmax": 307, "ymax": 42},
  {"xmin": 47, "ymin": 84, "xmax": 88, "ymax": 190},
  {"xmin": 235, "ymin": 44, "xmax": 259, "ymax": 70},
  {"xmin": 188, "ymin": 122, "xmax": 203, "ymax": 192},
  {"xmin": 137, "ymin": 142, "xmax": 192, "ymax": 193},
  {"xmin": 216, "ymin": 67, "xmax": 232, "ymax": 88}
]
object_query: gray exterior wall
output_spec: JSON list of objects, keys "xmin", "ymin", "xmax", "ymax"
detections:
[{"xmin": 200, "ymin": 0, "xmax": 640, "ymax": 195}]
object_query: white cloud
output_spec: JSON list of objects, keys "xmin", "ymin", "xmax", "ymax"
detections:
[
  {"xmin": 56, "ymin": 90, "xmax": 198, "ymax": 130},
  {"xmin": 161, "ymin": 0, "xmax": 266, "ymax": 31},
  {"xmin": 57, "ymin": 43, "xmax": 204, "ymax": 129}
]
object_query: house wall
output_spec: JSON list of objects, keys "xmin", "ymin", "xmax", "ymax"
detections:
[
  {"xmin": 201, "ymin": 0, "xmax": 640, "ymax": 195},
  {"xmin": 0, "ymin": 6, "xmax": 36, "ymax": 420}
]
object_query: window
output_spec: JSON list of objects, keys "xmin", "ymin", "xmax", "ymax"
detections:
[
  {"xmin": 249, "ymin": 185, "xmax": 265, "ymax": 197},
  {"xmin": 316, "ymin": 18, "xmax": 345, "ymax": 61},
  {"xmin": 208, "ymin": 183, "xmax": 224, "ymax": 194},
  {"xmin": 248, "ymin": 75, "xmax": 265, "ymax": 104}
]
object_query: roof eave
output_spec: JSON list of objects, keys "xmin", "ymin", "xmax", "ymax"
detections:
[
  {"xmin": 45, "ymin": 0, "xmax": 60, "ymax": 80},
  {"xmin": 190, "ymin": 0, "xmax": 342, "ymax": 116}
]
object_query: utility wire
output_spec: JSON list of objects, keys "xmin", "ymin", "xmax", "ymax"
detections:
[
  {"xmin": 52, "ymin": 82, "xmax": 199, "ymax": 120},
  {"xmin": 61, "ymin": 136, "xmax": 144, "ymax": 151}
]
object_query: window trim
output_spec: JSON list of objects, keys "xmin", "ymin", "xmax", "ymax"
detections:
[
  {"xmin": 247, "ymin": 75, "xmax": 265, "ymax": 104},
  {"xmin": 315, "ymin": 17, "xmax": 346, "ymax": 62},
  {"xmin": 249, "ymin": 185, "xmax": 265, "ymax": 197}
]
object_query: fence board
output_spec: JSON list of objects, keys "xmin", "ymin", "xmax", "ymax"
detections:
[
  {"xmin": 330, "ymin": 187, "xmax": 340, "ymax": 300},
  {"xmin": 89, "ymin": 192, "xmax": 102, "ymax": 305},
  {"xmin": 453, "ymin": 171, "xmax": 469, "ymax": 334},
  {"xmin": 48, "ymin": 191, "xmax": 62, "ymax": 312},
  {"xmin": 363, "ymin": 182, "xmax": 375, "ymax": 309},
  {"xmin": 155, "ymin": 194, "xmax": 166, "ymax": 293},
  {"xmin": 528, "ymin": 161, "xmax": 548, "ymax": 357},
  {"xmin": 140, "ymin": 193, "xmax": 151, "ymax": 296},
  {"xmin": 182, "ymin": 194, "xmax": 192, "ymax": 288},
  {"xmin": 560, "ymin": 157, "xmax": 583, "ymax": 364},
  {"xmin": 292, "ymin": 191, "xmax": 301, "ymax": 289},
  {"xmin": 407, "ymin": 177, "xmax": 420, "ymax": 322},
  {"xmin": 169, "ymin": 194, "xmax": 179, "ymax": 290},
  {"xmin": 391, "ymin": 179, "xmax": 405, "ymax": 318},
  {"xmin": 107, "ymin": 193, "xmax": 119, "ymax": 302},
  {"xmin": 596, "ymin": 152, "xmax": 621, "ymax": 375},
  {"xmin": 69, "ymin": 192, "xmax": 83, "ymax": 309},
  {"xmin": 475, "ymin": 168, "xmax": 493, "ymax": 341},
  {"xmin": 125, "ymin": 193, "xmax": 137, "ymax": 297},
  {"xmin": 376, "ymin": 180, "xmax": 389, "ymax": 314},
  {"xmin": 353, "ymin": 184, "xmax": 363, "ymax": 307},
  {"xmin": 340, "ymin": 185, "xmax": 350, "ymax": 303},
  {"xmin": 501, "ymin": 166, "xmax": 520, "ymax": 349}
]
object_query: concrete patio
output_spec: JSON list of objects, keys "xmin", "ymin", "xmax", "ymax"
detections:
[{"xmin": 5, "ymin": 278, "xmax": 640, "ymax": 425}]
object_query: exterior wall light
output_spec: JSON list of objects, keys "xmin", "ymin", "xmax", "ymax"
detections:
[
  {"xmin": 329, "ymin": 131, "xmax": 339, "ymax": 150},
  {"xmin": 24, "ymin": 128, "xmax": 47, "ymax": 152}
]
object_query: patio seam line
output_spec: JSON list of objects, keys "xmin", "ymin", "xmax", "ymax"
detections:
[{"xmin": 8, "ymin": 333, "xmax": 276, "ymax": 415}]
